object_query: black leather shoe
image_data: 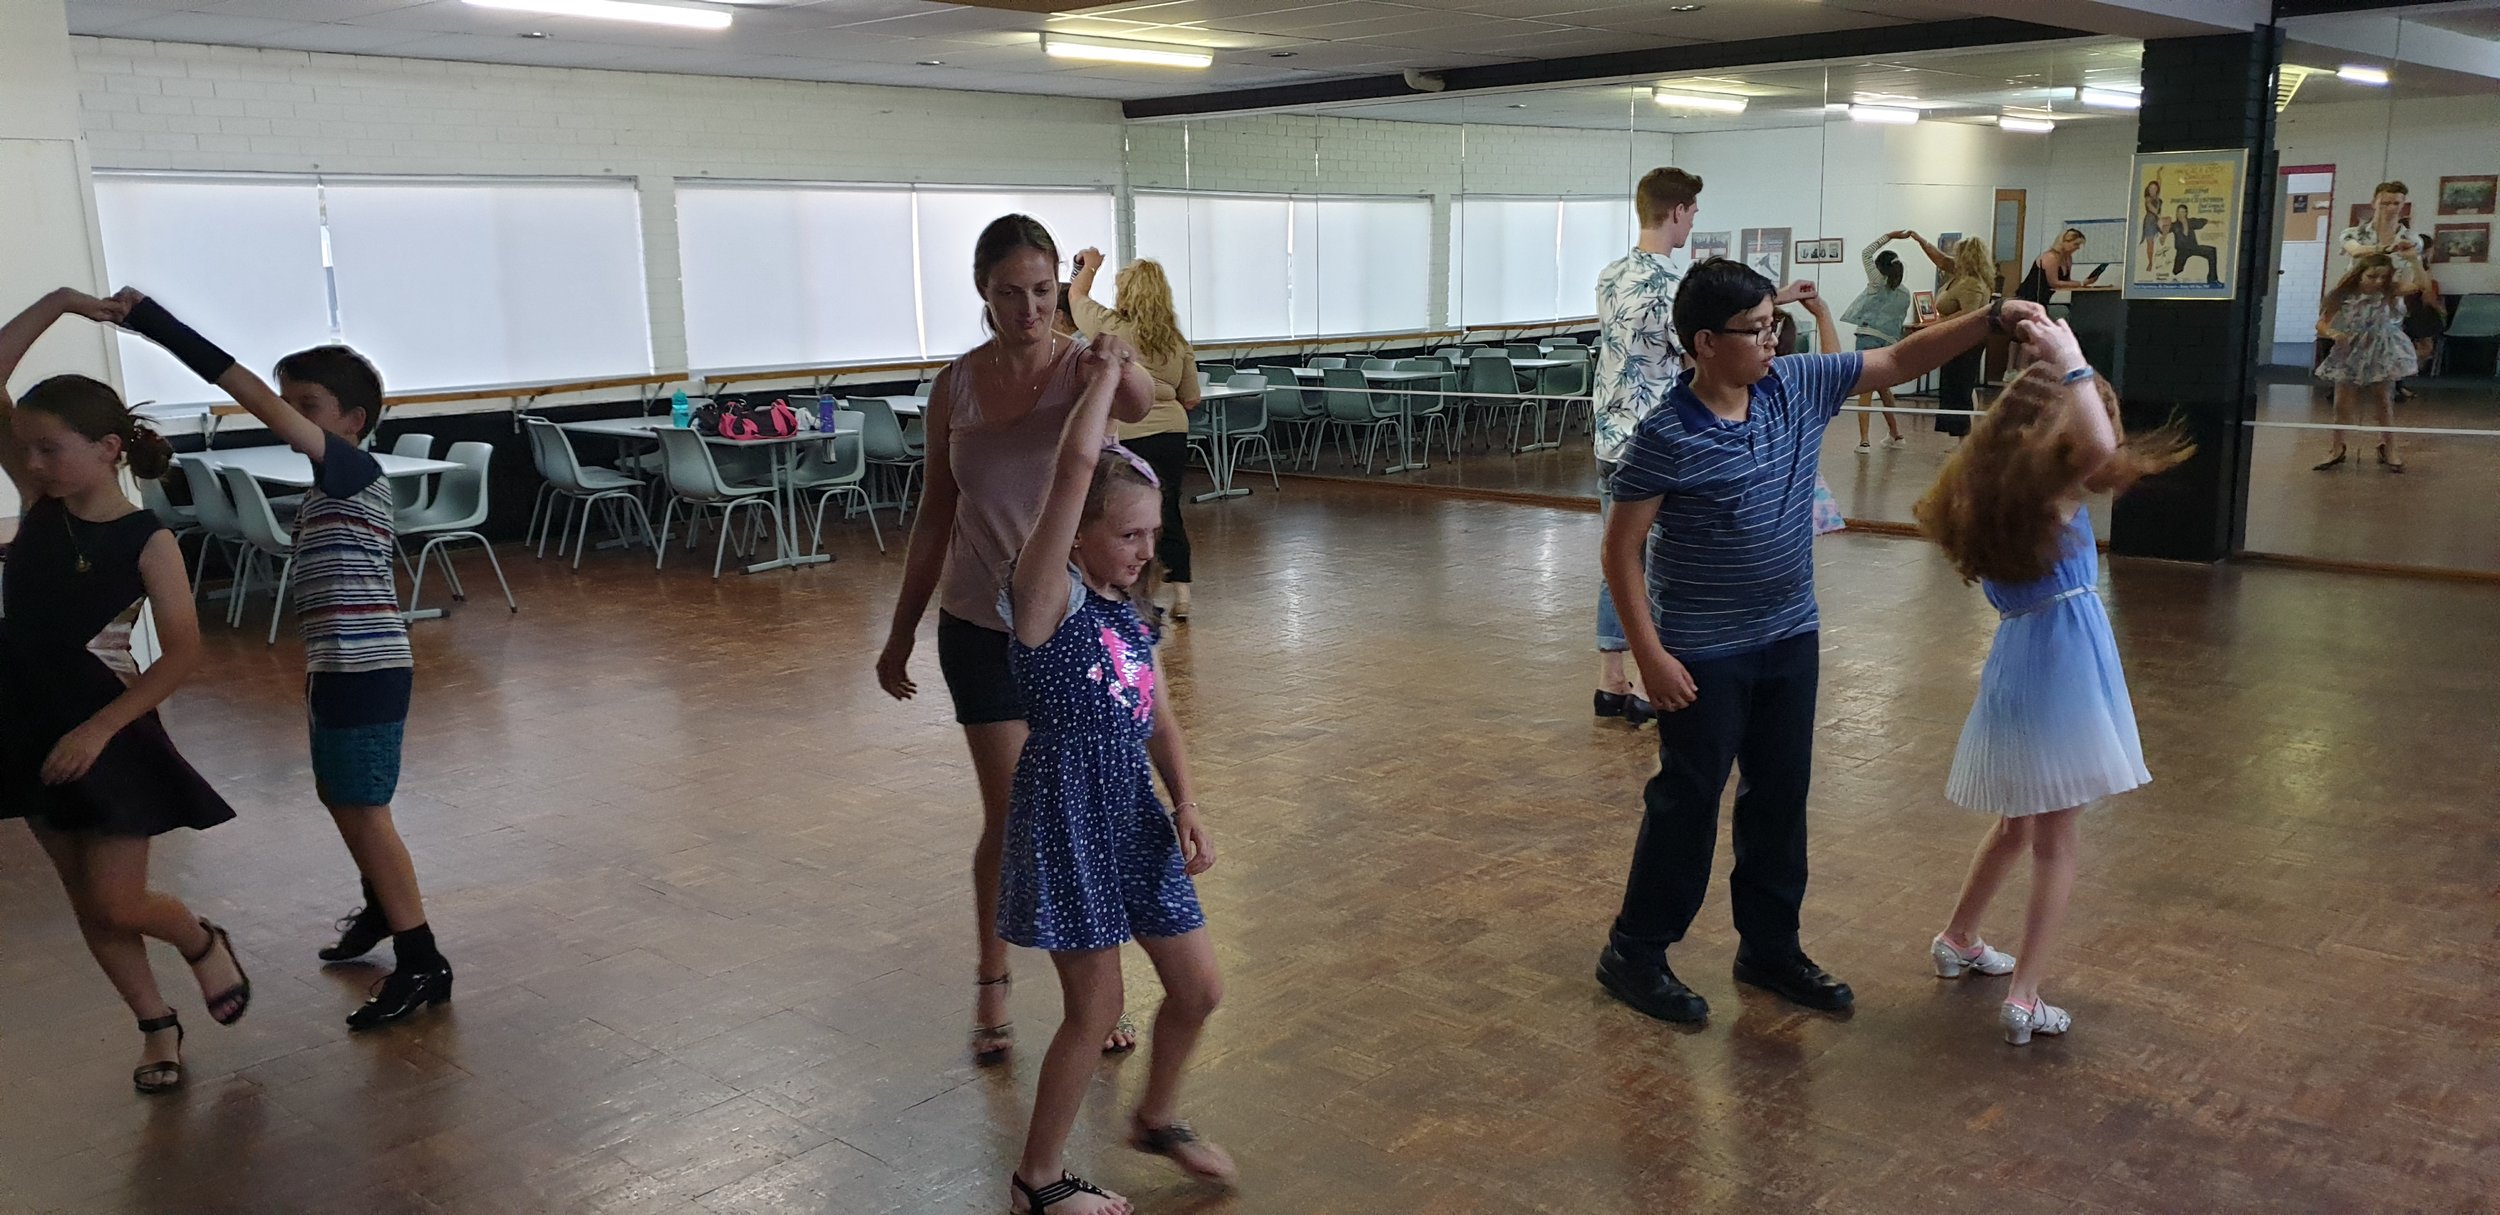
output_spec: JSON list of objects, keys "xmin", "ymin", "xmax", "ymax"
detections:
[
  {"xmin": 1733, "ymin": 952, "xmax": 1854, "ymax": 1011},
  {"xmin": 1595, "ymin": 691, "xmax": 1657, "ymax": 726},
  {"xmin": 346, "ymin": 963, "xmax": 453, "ymax": 1031},
  {"xmin": 1597, "ymin": 946, "xmax": 1709, "ymax": 1023},
  {"xmin": 1594, "ymin": 689, "xmax": 1628, "ymax": 718},
  {"xmin": 319, "ymin": 906, "xmax": 390, "ymax": 963},
  {"xmin": 1622, "ymin": 695, "xmax": 1656, "ymax": 727}
]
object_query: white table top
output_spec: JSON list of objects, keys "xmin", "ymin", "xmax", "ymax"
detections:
[
  {"xmin": 1288, "ymin": 367, "xmax": 1443, "ymax": 382},
  {"xmin": 1196, "ymin": 384, "xmax": 1266, "ymax": 401},
  {"xmin": 850, "ymin": 395, "xmax": 926, "ymax": 417},
  {"xmin": 1451, "ymin": 356, "xmax": 1575, "ymax": 370},
  {"xmin": 561, "ymin": 416, "xmax": 860, "ymax": 442},
  {"xmin": 197, "ymin": 447, "xmax": 458, "ymax": 489}
]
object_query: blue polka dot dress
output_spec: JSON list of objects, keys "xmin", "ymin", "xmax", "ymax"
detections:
[{"xmin": 997, "ymin": 570, "xmax": 1205, "ymax": 952}]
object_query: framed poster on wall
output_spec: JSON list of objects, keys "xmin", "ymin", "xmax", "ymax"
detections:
[
  {"xmin": 1739, "ymin": 227, "xmax": 1790, "ymax": 285},
  {"xmin": 2125, "ymin": 148, "xmax": 2248, "ymax": 300},
  {"xmin": 1794, "ymin": 237, "xmax": 1845, "ymax": 264},
  {"xmin": 1688, "ymin": 230, "xmax": 1730, "ymax": 263},
  {"xmin": 2438, "ymin": 175, "xmax": 2496, "ymax": 216},
  {"xmin": 2431, "ymin": 223, "xmax": 2491, "ymax": 263}
]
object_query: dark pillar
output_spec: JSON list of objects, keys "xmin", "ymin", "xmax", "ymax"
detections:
[{"xmin": 2110, "ymin": 28, "xmax": 2282, "ymax": 562}]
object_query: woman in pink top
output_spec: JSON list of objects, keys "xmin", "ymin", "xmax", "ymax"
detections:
[{"xmin": 877, "ymin": 214, "xmax": 1155, "ymax": 1065}]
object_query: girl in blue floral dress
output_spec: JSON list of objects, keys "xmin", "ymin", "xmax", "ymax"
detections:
[{"xmin": 997, "ymin": 341, "xmax": 1230, "ymax": 1214}]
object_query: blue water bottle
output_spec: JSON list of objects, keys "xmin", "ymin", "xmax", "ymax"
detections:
[
  {"xmin": 817, "ymin": 396, "xmax": 835, "ymax": 434},
  {"xmin": 670, "ymin": 388, "xmax": 691, "ymax": 428}
]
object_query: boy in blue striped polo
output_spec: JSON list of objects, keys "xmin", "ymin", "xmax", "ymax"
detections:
[
  {"xmin": 117, "ymin": 294, "xmax": 453, "ymax": 1031},
  {"xmin": 1591, "ymin": 259, "xmax": 2044, "ymax": 1024}
]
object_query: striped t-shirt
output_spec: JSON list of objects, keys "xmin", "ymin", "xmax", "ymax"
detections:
[
  {"xmin": 1608, "ymin": 352, "xmax": 1861, "ymax": 661},
  {"xmin": 297, "ymin": 434, "xmax": 413, "ymax": 673}
]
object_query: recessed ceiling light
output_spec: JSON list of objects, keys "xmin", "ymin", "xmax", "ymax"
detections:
[
  {"xmin": 1268, "ymin": 50, "xmax": 1296, "ymax": 58},
  {"xmin": 1652, "ymin": 87, "xmax": 1747, "ymax": 114},
  {"xmin": 1041, "ymin": 33, "xmax": 1212, "ymax": 69},
  {"xmin": 1507, "ymin": 103, "xmax": 1527, "ymax": 109},
  {"xmin": 1996, "ymin": 114, "xmax": 2055, "ymax": 133},
  {"xmin": 518, "ymin": 30, "xmax": 549, "ymax": 38},
  {"xmin": 916, "ymin": 59, "xmax": 943, "ymax": 66},
  {"xmin": 463, "ymin": 0, "xmax": 731, "ymax": 30},
  {"xmin": 2336, "ymin": 63, "xmax": 2390, "ymax": 85},
  {"xmin": 2076, "ymin": 86, "xmax": 2141, "ymax": 109},
  {"xmin": 1846, "ymin": 104, "xmax": 1919, "ymax": 125},
  {"xmin": 1668, "ymin": 4, "xmax": 1704, "ymax": 10}
]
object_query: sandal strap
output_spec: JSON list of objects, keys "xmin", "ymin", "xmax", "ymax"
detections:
[
  {"xmin": 1013, "ymin": 1171, "xmax": 1109, "ymax": 1209},
  {"xmin": 1136, "ymin": 1119, "xmax": 1201, "ymax": 1152},
  {"xmin": 976, "ymin": 973, "xmax": 1012, "ymax": 988},
  {"xmin": 137, "ymin": 1012, "xmax": 183, "ymax": 1033},
  {"xmin": 182, "ymin": 918, "xmax": 222, "ymax": 965}
]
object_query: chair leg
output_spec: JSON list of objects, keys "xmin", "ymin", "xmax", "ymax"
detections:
[
  {"xmin": 570, "ymin": 494, "xmax": 601, "ymax": 571},
  {"xmin": 457, "ymin": 533, "xmax": 516, "ymax": 612},
  {"xmin": 228, "ymin": 551, "xmax": 255, "ymax": 629},
  {"xmin": 625, "ymin": 496, "xmax": 660, "ymax": 555},
  {"xmin": 655, "ymin": 498, "xmax": 678, "ymax": 569},
  {"xmin": 440, "ymin": 543, "xmax": 469, "ymax": 601},
  {"xmin": 265, "ymin": 554, "xmax": 296, "ymax": 646},
  {"xmin": 410, "ymin": 541, "xmax": 434, "ymax": 614},
  {"xmin": 526, "ymin": 482, "xmax": 552, "ymax": 554}
]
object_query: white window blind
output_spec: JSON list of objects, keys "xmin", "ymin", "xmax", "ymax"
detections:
[
  {"xmin": 676, "ymin": 184, "xmax": 919, "ymax": 369},
  {"xmin": 915, "ymin": 188, "xmax": 1118, "ymax": 358},
  {"xmin": 1136, "ymin": 190, "xmax": 1429, "ymax": 342},
  {"xmin": 92, "ymin": 175, "xmax": 332, "ymax": 407},
  {"xmin": 1457, "ymin": 196, "xmax": 1627, "ymax": 326},
  {"xmin": 322, "ymin": 179, "xmax": 652, "ymax": 391},
  {"xmin": 1559, "ymin": 198, "xmax": 1633, "ymax": 315}
]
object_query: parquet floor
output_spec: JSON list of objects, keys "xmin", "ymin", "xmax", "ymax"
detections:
[{"xmin": 2, "ymin": 482, "xmax": 2495, "ymax": 1214}]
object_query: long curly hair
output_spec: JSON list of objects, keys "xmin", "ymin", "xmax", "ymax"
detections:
[
  {"xmin": 1913, "ymin": 366, "xmax": 2193, "ymax": 585},
  {"xmin": 1949, "ymin": 236, "xmax": 1995, "ymax": 293},
  {"xmin": 1110, "ymin": 258, "xmax": 1187, "ymax": 366},
  {"xmin": 2325, "ymin": 252, "xmax": 2401, "ymax": 309}
]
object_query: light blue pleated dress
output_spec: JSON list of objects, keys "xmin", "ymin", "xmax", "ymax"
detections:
[{"xmin": 1945, "ymin": 509, "xmax": 2150, "ymax": 817}]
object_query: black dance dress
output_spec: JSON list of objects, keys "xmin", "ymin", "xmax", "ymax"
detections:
[{"xmin": 1, "ymin": 497, "xmax": 235, "ymax": 836}]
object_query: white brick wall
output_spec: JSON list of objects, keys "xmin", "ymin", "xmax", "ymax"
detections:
[{"xmin": 1127, "ymin": 112, "xmax": 1675, "ymax": 198}]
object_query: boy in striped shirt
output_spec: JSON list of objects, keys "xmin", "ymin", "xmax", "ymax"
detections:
[
  {"xmin": 117, "ymin": 294, "xmax": 452, "ymax": 1031},
  {"xmin": 1591, "ymin": 259, "xmax": 2043, "ymax": 1025}
]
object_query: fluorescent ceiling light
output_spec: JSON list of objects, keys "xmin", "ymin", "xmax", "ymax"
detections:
[
  {"xmin": 1652, "ymin": 88, "xmax": 1747, "ymax": 114},
  {"xmin": 2337, "ymin": 63, "xmax": 2390, "ymax": 86},
  {"xmin": 1042, "ymin": 34, "xmax": 1212, "ymax": 69},
  {"xmin": 1847, "ymin": 104, "xmax": 1919, "ymax": 125},
  {"xmin": 1997, "ymin": 114, "xmax": 2055, "ymax": 134},
  {"xmin": 463, "ymin": 0, "xmax": 730, "ymax": 29},
  {"xmin": 2077, "ymin": 86, "xmax": 2141, "ymax": 110}
]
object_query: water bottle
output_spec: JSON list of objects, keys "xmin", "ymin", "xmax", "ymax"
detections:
[
  {"xmin": 670, "ymin": 388, "xmax": 691, "ymax": 429},
  {"xmin": 817, "ymin": 396, "xmax": 836, "ymax": 434}
]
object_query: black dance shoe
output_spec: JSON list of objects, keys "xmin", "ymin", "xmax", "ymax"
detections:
[
  {"xmin": 346, "ymin": 963, "xmax": 453, "ymax": 1031},
  {"xmin": 1594, "ymin": 690, "xmax": 1656, "ymax": 726},
  {"xmin": 319, "ymin": 905, "xmax": 390, "ymax": 963},
  {"xmin": 1733, "ymin": 952, "xmax": 1854, "ymax": 1012},
  {"xmin": 1596, "ymin": 946, "xmax": 1709, "ymax": 1023}
]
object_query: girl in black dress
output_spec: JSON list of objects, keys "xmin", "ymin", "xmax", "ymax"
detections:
[{"xmin": 1, "ymin": 288, "xmax": 249, "ymax": 1094}]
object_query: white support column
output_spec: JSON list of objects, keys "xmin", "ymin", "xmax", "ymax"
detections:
[{"xmin": 636, "ymin": 173, "xmax": 688, "ymax": 375}]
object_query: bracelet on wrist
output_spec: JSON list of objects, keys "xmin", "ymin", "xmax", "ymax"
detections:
[{"xmin": 2060, "ymin": 366, "xmax": 2097, "ymax": 386}]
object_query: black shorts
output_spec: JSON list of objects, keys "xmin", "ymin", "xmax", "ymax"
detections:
[{"xmin": 936, "ymin": 611, "xmax": 1024, "ymax": 727}]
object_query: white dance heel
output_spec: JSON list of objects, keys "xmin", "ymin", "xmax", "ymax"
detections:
[
  {"xmin": 2001, "ymin": 998, "xmax": 2072, "ymax": 1046},
  {"xmin": 1931, "ymin": 934, "xmax": 2016, "ymax": 978}
]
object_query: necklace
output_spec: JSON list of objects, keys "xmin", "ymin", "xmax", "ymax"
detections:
[
  {"xmin": 993, "ymin": 336, "xmax": 1059, "ymax": 396},
  {"xmin": 62, "ymin": 510, "xmax": 92, "ymax": 575}
]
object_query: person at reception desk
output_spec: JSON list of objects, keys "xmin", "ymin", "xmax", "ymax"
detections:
[{"xmin": 2016, "ymin": 228, "xmax": 2101, "ymax": 306}]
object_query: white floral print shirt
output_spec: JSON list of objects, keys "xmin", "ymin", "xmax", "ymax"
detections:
[{"xmin": 1593, "ymin": 248, "xmax": 1684, "ymax": 466}]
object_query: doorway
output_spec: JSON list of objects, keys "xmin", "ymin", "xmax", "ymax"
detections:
[{"xmin": 2272, "ymin": 164, "xmax": 2335, "ymax": 365}]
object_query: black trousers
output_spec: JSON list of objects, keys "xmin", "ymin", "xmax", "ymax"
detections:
[
  {"xmin": 1935, "ymin": 347, "xmax": 1979, "ymax": 437},
  {"xmin": 1609, "ymin": 632, "xmax": 1819, "ymax": 967},
  {"xmin": 1122, "ymin": 430, "xmax": 1192, "ymax": 584}
]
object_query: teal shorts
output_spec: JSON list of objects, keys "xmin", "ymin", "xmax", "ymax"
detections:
[{"xmin": 307, "ymin": 669, "xmax": 411, "ymax": 809}]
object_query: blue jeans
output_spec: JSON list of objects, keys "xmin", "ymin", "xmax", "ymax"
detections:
[{"xmin": 1597, "ymin": 460, "xmax": 1627, "ymax": 652}]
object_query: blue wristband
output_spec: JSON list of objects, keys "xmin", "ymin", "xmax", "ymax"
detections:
[{"xmin": 2060, "ymin": 366, "xmax": 2097, "ymax": 386}]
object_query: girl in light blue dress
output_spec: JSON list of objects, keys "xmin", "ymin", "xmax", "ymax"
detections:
[{"xmin": 1912, "ymin": 318, "xmax": 2192, "ymax": 1046}]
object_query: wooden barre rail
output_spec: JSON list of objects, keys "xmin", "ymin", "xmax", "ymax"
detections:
[{"xmin": 198, "ymin": 317, "xmax": 1602, "ymax": 419}]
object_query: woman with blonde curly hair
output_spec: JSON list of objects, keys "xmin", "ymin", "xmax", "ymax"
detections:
[
  {"xmin": 1070, "ymin": 249, "xmax": 1202, "ymax": 620},
  {"xmin": 1907, "ymin": 233, "xmax": 1999, "ymax": 438},
  {"xmin": 1912, "ymin": 317, "xmax": 2190, "ymax": 1046}
]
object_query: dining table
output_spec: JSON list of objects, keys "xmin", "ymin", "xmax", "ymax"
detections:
[
  {"xmin": 1186, "ymin": 382, "xmax": 1269, "ymax": 501},
  {"xmin": 197, "ymin": 446, "xmax": 464, "ymax": 619},
  {"xmin": 559, "ymin": 415, "xmax": 860, "ymax": 575},
  {"xmin": 1287, "ymin": 366, "xmax": 1444, "ymax": 474}
]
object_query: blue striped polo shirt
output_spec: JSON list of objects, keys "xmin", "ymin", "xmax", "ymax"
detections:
[{"xmin": 1607, "ymin": 351, "xmax": 1861, "ymax": 661}]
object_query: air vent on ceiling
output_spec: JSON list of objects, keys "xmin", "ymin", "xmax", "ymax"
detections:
[{"xmin": 2276, "ymin": 65, "xmax": 2310, "ymax": 111}]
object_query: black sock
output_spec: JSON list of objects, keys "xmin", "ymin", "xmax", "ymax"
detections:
[
  {"xmin": 393, "ymin": 923, "xmax": 445, "ymax": 971},
  {"xmin": 358, "ymin": 877, "xmax": 382, "ymax": 916}
]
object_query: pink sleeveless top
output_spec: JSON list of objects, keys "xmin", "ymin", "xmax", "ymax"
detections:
[{"xmin": 938, "ymin": 339, "xmax": 1090, "ymax": 632}]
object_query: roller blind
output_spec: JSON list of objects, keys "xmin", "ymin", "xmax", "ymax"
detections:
[{"xmin": 92, "ymin": 175, "xmax": 332, "ymax": 406}]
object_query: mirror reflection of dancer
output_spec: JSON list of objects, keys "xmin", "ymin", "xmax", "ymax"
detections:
[
  {"xmin": 2312, "ymin": 253, "xmax": 2416, "ymax": 473},
  {"xmin": 1914, "ymin": 318, "xmax": 2191, "ymax": 1046},
  {"xmin": 1838, "ymin": 232, "xmax": 1915, "ymax": 451},
  {"xmin": 1, "ymin": 288, "xmax": 249, "ymax": 1094}
]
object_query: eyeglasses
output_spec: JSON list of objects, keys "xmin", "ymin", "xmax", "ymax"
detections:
[{"xmin": 1711, "ymin": 324, "xmax": 1781, "ymax": 346}]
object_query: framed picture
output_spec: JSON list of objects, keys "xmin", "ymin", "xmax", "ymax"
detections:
[
  {"xmin": 1795, "ymin": 237, "xmax": 1844, "ymax": 264},
  {"xmin": 1689, "ymin": 230, "xmax": 1731, "ymax": 263},
  {"xmin": 2126, "ymin": 148, "xmax": 2248, "ymax": 300},
  {"xmin": 1911, "ymin": 290, "xmax": 1939, "ymax": 324},
  {"xmin": 2348, "ymin": 201, "xmax": 2412, "ymax": 228},
  {"xmin": 2430, "ymin": 222, "xmax": 2491, "ymax": 264},
  {"xmin": 2438, "ymin": 175, "xmax": 2497, "ymax": 216},
  {"xmin": 1739, "ymin": 226, "xmax": 1791, "ymax": 285}
]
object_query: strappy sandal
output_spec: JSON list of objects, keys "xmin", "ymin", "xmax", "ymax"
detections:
[
  {"xmin": 133, "ymin": 1012, "xmax": 185, "ymax": 1094},
  {"xmin": 186, "ymin": 919, "xmax": 251, "ymax": 1026},
  {"xmin": 1103, "ymin": 1013, "xmax": 1139, "ymax": 1055},
  {"xmin": 1009, "ymin": 1170, "xmax": 1123, "ymax": 1214},
  {"xmin": 1129, "ymin": 1115, "xmax": 1236, "ymax": 1185},
  {"xmin": 972, "ymin": 974, "xmax": 1013, "ymax": 1067}
]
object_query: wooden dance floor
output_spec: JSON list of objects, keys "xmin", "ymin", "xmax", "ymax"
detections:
[{"xmin": 1, "ymin": 483, "xmax": 2493, "ymax": 1214}]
